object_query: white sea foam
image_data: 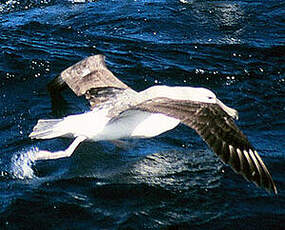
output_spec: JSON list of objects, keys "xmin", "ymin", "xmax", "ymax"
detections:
[{"xmin": 10, "ymin": 147, "xmax": 39, "ymax": 179}]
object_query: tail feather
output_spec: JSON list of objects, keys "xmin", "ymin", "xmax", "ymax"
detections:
[{"xmin": 29, "ymin": 119, "xmax": 65, "ymax": 139}]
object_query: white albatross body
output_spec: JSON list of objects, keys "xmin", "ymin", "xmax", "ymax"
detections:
[
  {"xmin": 29, "ymin": 55, "xmax": 277, "ymax": 194},
  {"xmin": 44, "ymin": 106, "xmax": 180, "ymax": 141}
]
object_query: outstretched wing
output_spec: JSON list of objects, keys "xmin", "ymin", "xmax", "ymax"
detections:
[
  {"xmin": 48, "ymin": 55, "xmax": 134, "ymax": 109},
  {"xmin": 131, "ymin": 97, "xmax": 277, "ymax": 194}
]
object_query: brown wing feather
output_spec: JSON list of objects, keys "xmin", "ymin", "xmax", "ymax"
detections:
[
  {"xmin": 48, "ymin": 55, "xmax": 132, "ymax": 109},
  {"xmin": 59, "ymin": 55, "xmax": 129, "ymax": 96},
  {"xmin": 133, "ymin": 98, "xmax": 277, "ymax": 194}
]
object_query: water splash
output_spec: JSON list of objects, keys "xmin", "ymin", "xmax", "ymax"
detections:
[{"xmin": 9, "ymin": 147, "xmax": 39, "ymax": 179}]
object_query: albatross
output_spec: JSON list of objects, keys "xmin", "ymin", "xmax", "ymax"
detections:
[{"xmin": 29, "ymin": 55, "xmax": 277, "ymax": 194}]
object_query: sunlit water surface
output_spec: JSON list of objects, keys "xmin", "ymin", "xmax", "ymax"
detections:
[{"xmin": 0, "ymin": 0, "xmax": 284, "ymax": 229}]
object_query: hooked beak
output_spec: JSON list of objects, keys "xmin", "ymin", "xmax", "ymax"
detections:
[{"xmin": 216, "ymin": 99, "xmax": 239, "ymax": 120}]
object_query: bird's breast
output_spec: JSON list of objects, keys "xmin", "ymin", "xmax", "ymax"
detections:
[{"xmin": 98, "ymin": 111, "xmax": 180, "ymax": 141}]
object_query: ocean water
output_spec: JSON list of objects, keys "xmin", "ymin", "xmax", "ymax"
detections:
[{"xmin": 0, "ymin": 0, "xmax": 284, "ymax": 229}]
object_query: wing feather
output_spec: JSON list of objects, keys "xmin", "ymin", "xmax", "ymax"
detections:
[
  {"xmin": 133, "ymin": 97, "xmax": 277, "ymax": 194},
  {"xmin": 48, "ymin": 55, "xmax": 134, "ymax": 110},
  {"xmin": 59, "ymin": 55, "xmax": 129, "ymax": 96}
]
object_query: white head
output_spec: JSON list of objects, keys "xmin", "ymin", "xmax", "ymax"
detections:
[
  {"xmin": 141, "ymin": 85, "xmax": 238, "ymax": 119},
  {"xmin": 143, "ymin": 86, "xmax": 217, "ymax": 103},
  {"xmin": 177, "ymin": 87, "xmax": 217, "ymax": 103},
  {"xmin": 171, "ymin": 86, "xmax": 238, "ymax": 119}
]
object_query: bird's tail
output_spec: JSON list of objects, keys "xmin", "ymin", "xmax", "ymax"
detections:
[{"xmin": 29, "ymin": 119, "xmax": 67, "ymax": 139}]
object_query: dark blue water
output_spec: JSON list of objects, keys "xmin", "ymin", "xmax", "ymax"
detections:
[{"xmin": 0, "ymin": 0, "xmax": 284, "ymax": 229}]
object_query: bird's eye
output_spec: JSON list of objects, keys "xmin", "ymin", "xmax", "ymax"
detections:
[{"xmin": 208, "ymin": 96, "xmax": 213, "ymax": 99}]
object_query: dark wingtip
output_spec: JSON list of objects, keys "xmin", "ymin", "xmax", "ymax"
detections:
[
  {"xmin": 259, "ymin": 176, "xmax": 277, "ymax": 195},
  {"xmin": 47, "ymin": 75, "xmax": 68, "ymax": 114},
  {"xmin": 271, "ymin": 181, "xmax": 278, "ymax": 195},
  {"xmin": 205, "ymin": 135, "xmax": 277, "ymax": 195},
  {"xmin": 48, "ymin": 75, "xmax": 67, "ymax": 94},
  {"xmin": 239, "ymin": 149, "xmax": 277, "ymax": 195},
  {"xmin": 263, "ymin": 183, "xmax": 277, "ymax": 195}
]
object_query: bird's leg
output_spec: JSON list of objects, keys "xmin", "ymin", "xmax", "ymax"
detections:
[{"xmin": 34, "ymin": 136, "xmax": 87, "ymax": 161}]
